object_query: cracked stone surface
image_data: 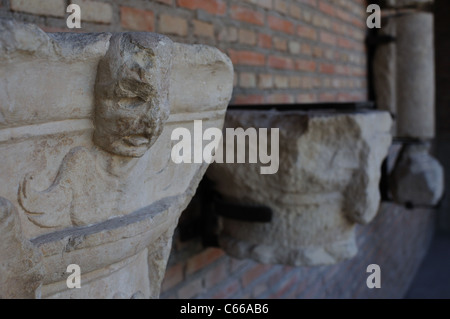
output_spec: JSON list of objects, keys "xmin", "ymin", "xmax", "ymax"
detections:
[
  {"xmin": 390, "ymin": 144, "xmax": 444, "ymax": 207},
  {"xmin": 207, "ymin": 110, "xmax": 392, "ymax": 266}
]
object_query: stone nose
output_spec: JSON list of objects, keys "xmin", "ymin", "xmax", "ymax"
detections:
[{"xmin": 130, "ymin": 114, "xmax": 154, "ymax": 135}]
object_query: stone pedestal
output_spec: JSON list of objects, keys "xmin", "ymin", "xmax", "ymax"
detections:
[
  {"xmin": 0, "ymin": 19, "xmax": 233, "ymax": 298},
  {"xmin": 207, "ymin": 110, "xmax": 392, "ymax": 266}
]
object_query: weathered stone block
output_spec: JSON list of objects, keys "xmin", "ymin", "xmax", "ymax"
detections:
[
  {"xmin": 391, "ymin": 144, "xmax": 444, "ymax": 206},
  {"xmin": 207, "ymin": 110, "xmax": 392, "ymax": 266},
  {"xmin": 0, "ymin": 19, "xmax": 233, "ymax": 298}
]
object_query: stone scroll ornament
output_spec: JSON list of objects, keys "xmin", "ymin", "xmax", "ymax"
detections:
[{"xmin": 0, "ymin": 19, "xmax": 233, "ymax": 298}]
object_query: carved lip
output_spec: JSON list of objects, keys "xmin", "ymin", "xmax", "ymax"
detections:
[{"xmin": 123, "ymin": 135, "xmax": 150, "ymax": 147}]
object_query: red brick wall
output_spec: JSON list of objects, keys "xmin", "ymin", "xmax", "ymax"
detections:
[{"xmin": 1, "ymin": 0, "xmax": 369, "ymax": 104}]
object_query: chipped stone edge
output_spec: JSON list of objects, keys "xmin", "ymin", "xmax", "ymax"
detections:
[{"xmin": 219, "ymin": 234, "xmax": 358, "ymax": 267}]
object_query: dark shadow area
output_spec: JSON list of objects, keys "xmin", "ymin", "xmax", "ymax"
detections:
[
  {"xmin": 435, "ymin": 0, "xmax": 450, "ymax": 231},
  {"xmin": 407, "ymin": 0, "xmax": 450, "ymax": 298},
  {"xmin": 405, "ymin": 230, "xmax": 450, "ymax": 299}
]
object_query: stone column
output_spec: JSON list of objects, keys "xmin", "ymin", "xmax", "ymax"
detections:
[
  {"xmin": 374, "ymin": 1, "xmax": 444, "ymax": 209},
  {"xmin": 374, "ymin": 0, "xmax": 435, "ymax": 139},
  {"xmin": 0, "ymin": 19, "xmax": 233, "ymax": 298}
]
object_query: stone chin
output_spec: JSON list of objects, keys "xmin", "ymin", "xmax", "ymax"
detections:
[{"xmin": 111, "ymin": 135, "xmax": 153, "ymax": 158}]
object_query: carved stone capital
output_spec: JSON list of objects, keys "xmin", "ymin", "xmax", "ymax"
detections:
[
  {"xmin": 207, "ymin": 110, "xmax": 392, "ymax": 266},
  {"xmin": 0, "ymin": 19, "xmax": 233, "ymax": 298}
]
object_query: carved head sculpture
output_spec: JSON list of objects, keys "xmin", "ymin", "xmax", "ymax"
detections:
[{"xmin": 93, "ymin": 32, "xmax": 173, "ymax": 157}]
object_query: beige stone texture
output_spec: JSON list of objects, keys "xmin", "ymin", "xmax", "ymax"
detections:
[
  {"xmin": 0, "ymin": 19, "xmax": 233, "ymax": 298},
  {"xmin": 373, "ymin": 13, "xmax": 435, "ymax": 139},
  {"xmin": 391, "ymin": 144, "xmax": 444, "ymax": 206},
  {"xmin": 207, "ymin": 110, "xmax": 392, "ymax": 266}
]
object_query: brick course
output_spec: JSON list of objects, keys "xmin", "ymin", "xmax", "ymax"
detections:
[
  {"xmin": 71, "ymin": 0, "xmax": 113, "ymax": 24},
  {"xmin": 121, "ymin": 7, "xmax": 154, "ymax": 31},
  {"xmin": 10, "ymin": 0, "xmax": 66, "ymax": 17}
]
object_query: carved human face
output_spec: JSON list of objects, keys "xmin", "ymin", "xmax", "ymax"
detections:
[{"xmin": 93, "ymin": 33, "xmax": 172, "ymax": 158}]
